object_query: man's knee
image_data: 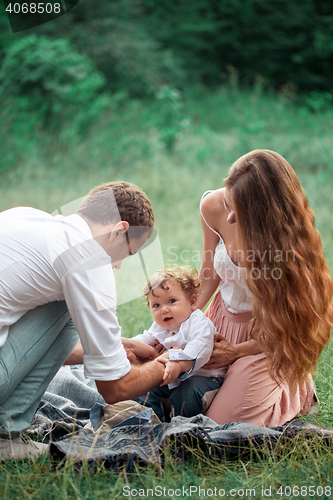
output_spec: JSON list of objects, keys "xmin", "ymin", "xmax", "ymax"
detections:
[{"xmin": 0, "ymin": 361, "xmax": 10, "ymax": 404}]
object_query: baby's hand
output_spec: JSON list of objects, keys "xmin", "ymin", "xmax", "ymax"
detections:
[
  {"xmin": 156, "ymin": 351, "xmax": 169, "ymax": 363},
  {"xmin": 156, "ymin": 353, "xmax": 181, "ymax": 385},
  {"xmin": 161, "ymin": 360, "xmax": 182, "ymax": 386},
  {"xmin": 157, "ymin": 352, "xmax": 194, "ymax": 386}
]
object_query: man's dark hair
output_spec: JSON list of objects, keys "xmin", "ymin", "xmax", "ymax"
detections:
[{"xmin": 78, "ymin": 181, "xmax": 154, "ymax": 236}]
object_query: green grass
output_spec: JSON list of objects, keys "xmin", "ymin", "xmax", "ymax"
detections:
[
  {"xmin": 1, "ymin": 435, "xmax": 333, "ymax": 499},
  {"xmin": 1, "ymin": 85, "xmax": 333, "ymax": 498}
]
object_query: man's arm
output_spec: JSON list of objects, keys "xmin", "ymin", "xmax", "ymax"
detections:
[
  {"xmin": 61, "ymin": 254, "xmax": 160, "ymax": 392},
  {"xmin": 64, "ymin": 338, "xmax": 157, "ymax": 366},
  {"xmin": 64, "ymin": 340, "xmax": 84, "ymax": 365},
  {"xmin": 95, "ymin": 359, "xmax": 165, "ymax": 404},
  {"xmin": 64, "ymin": 337, "xmax": 164, "ymax": 402}
]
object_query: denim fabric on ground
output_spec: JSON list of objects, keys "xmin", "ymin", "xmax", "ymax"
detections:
[{"xmin": 141, "ymin": 375, "xmax": 223, "ymax": 421}]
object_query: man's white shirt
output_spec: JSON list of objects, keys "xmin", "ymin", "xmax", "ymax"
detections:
[{"xmin": 0, "ymin": 207, "xmax": 131, "ymax": 380}]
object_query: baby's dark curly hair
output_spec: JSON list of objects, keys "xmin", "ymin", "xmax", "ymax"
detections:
[{"xmin": 143, "ymin": 266, "xmax": 201, "ymax": 304}]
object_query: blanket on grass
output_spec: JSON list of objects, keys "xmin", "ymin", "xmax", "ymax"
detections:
[{"xmin": 29, "ymin": 366, "xmax": 333, "ymax": 472}]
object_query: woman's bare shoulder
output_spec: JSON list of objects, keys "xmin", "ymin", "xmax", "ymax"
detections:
[{"xmin": 201, "ymin": 188, "xmax": 226, "ymax": 217}]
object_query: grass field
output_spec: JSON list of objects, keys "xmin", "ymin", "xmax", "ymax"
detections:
[{"xmin": 0, "ymin": 85, "xmax": 333, "ymax": 498}]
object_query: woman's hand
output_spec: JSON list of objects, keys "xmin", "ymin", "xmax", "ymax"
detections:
[
  {"xmin": 202, "ymin": 333, "xmax": 238, "ymax": 369},
  {"xmin": 202, "ymin": 334, "xmax": 264, "ymax": 370}
]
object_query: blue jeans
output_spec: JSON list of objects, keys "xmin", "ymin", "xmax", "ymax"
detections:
[
  {"xmin": 0, "ymin": 301, "xmax": 78, "ymax": 436},
  {"xmin": 139, "ymin": 375, "xmax": 223, "ymax": 422}
]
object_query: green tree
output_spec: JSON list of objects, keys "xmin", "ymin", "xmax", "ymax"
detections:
[
  {"xmin": 0, "ymin": 34, "xmax": 110, "ymax": 132},
  {"xmin": 142, "ymin": 0, "xmax": 333, "ymax": 92},
  {"xmin": 37, "ymin": 0, "xmax": 185, "ymax": 96},
  {"xmin": 3, "ymin": 0, "xmax": 333, "ymax": 96}
]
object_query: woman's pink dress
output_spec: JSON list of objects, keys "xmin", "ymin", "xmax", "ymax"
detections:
[
  {"xmin": 201, "ymin": 192, "xmax": 314, "ymax": 426},
  {"xmin": 205, "ymin": 292, "xmax": 313, "ymax": 426}
]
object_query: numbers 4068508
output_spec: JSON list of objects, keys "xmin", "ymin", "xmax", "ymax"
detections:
[
  {"xmin": 5, "ymin": 3, "xmax": 61, "ymax": 14},
  {"xmin": 277, "ymin": 485, "xmax": 332, "ymax": 497}
]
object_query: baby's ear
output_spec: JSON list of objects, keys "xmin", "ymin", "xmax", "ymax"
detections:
[{"xmin": 190, "ymin": 293, "xmax": 198, "ymax": 309}]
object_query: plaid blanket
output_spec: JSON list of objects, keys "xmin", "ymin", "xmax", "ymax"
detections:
[{"xmin": 29, "ymin": 366, "xmax": 333, "ymax": 472}]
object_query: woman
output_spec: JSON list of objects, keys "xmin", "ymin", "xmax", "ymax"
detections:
[{"xmin": 198, "ymin": 149, "xmax": 333, "ymax": 426}]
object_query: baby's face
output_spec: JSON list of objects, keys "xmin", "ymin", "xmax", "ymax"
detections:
[{"xmin": 147, "ymin": 280, "xmax": 197, "ymax": 331}]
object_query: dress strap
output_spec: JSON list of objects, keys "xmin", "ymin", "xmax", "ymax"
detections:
[{"xmin": 200, "ymin": 191, "xmax": 222, "ymax": 240}]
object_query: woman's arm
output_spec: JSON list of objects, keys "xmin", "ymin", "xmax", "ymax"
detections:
[
  {"xmin": 198, "ymin": 191, "xmax": 263, "ymax": 369},
  {"xmin": 197, "ymin": 193, "xmax": 222, "ymax": 310}
]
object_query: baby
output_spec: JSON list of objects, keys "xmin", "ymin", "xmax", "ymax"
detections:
[{"xmin": 134, "ymin": 266, "xmax": 225, "ymax": 421}]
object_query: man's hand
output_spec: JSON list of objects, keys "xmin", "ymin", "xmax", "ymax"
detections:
[
  {"xmin": 156, "ymin": 350, "xmax": 170, "ymax": 362},
  {"xmin": 122, "ymin": 338, "xmax": 158, "ymax": 365},
  {"xmin": 154, "ymin": 340, "xmax": 166, "ymax": 355}
]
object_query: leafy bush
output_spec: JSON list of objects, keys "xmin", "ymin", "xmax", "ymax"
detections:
[
  {"xmin": 142, "ymin": 0, "xmax": 333, "ymax": 93},
  {"xmin": 36, "ymin": 0, "xmax": 185, "ymax": 97},
  {"xmin": 302, "ymin": 90, "xmax": 333, "ymax": 112},
  {"xmin": 0, "ymin": 35, "xmax": 110, "ymax": 133},
  {"xmin": 5, "ymin": 0, "xmax": 333, "ymax": 96},
  {"xmin": 151, "ymin": 85, "xmax": 187, "ymax": 151}
]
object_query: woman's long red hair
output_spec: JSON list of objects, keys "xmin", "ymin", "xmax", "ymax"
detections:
[{"xmin": 225, "ymin": 149, "xmax": 333, "ymax": 387}]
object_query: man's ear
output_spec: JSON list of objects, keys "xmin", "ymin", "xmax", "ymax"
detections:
[
  {"xmin": 190, "ymin": 293, "xmax": 198, "ymax": 309},
  {"xmin": 112, "ymin": 220, "xmax": 129, "ymax": 237}
]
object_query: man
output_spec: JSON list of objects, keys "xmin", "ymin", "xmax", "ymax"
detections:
[{"xmin": 0, "ymin": 181, "xmax": 165, "ymax": 460}]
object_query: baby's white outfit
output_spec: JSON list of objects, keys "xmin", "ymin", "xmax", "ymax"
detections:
[{"xmin": 134, "ymin": 309, "xmax": 225, "ymax": 388}]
